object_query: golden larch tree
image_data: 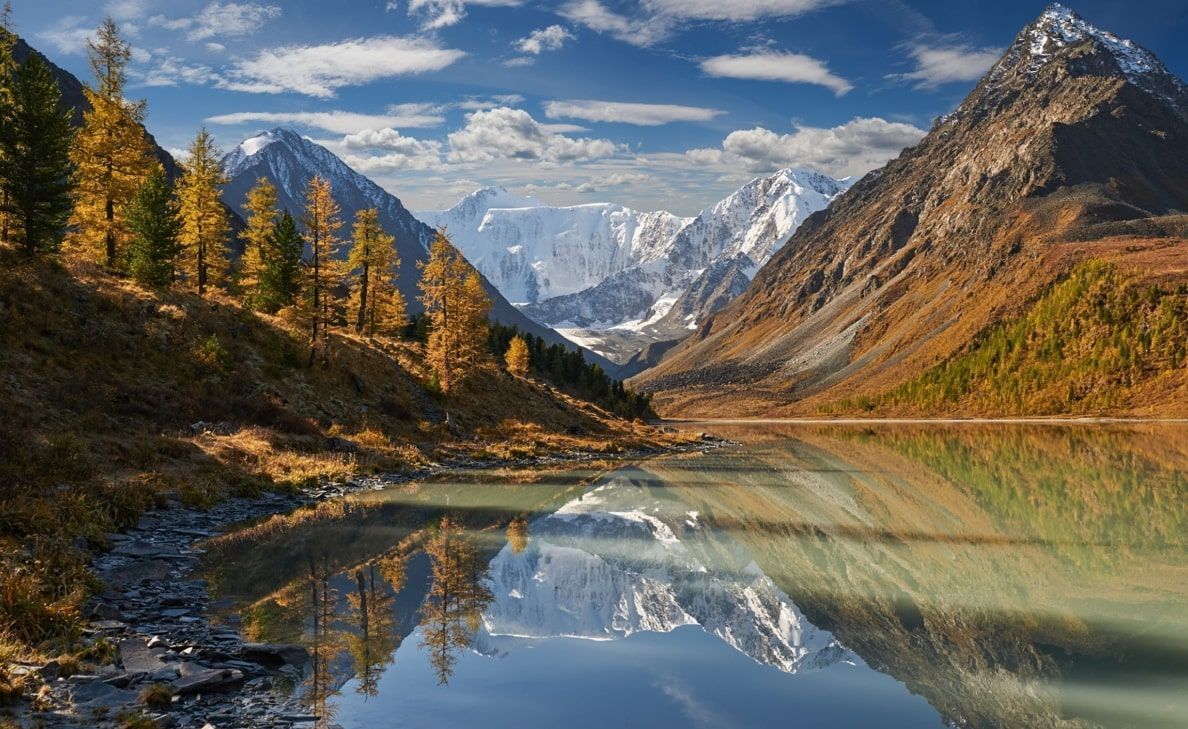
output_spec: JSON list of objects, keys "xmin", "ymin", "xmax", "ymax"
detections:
[
  {"xmin": 504, "ymin": 336, "xmax": 531, "ymax": 377},
  {"xmin": 67, "ymin": 17, "xmax": 154, "ymax": 268},
  {"xmin": 346, "ymin": 208, "xmax": 403, "ymax": 337},
  {"xmin": 418, "ymin": 230, "xmax": 490, "ymax": 392},
  {"xmin": 302, "ymin": 176, "xmax": 342, "ymax": 363},
  {"xmin": 239, "ymin": 177, "xmax": 277, "ymax": 303},
  {"xmin": 177, "ymin": 127, "xmax": 229, "ymax": 296}
]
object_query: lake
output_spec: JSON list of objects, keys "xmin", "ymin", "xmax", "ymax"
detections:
[{"xmin": 199, "ymin": 423, "xmax": 1188, "ymax": 729}]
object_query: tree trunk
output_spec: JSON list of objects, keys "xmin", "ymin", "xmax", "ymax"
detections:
[
  {"xmin": 308, "ymin": 230, "xmax": 320, "ymax": 367},
  {"xmin": 355, "ymin": 261, "xmax": 369, "ymax": 334},
  {"xmin": 105, "ymin": 192, "xmax": 115, "ymax": 268}
]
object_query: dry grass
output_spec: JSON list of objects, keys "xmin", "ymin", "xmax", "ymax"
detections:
[
  {"xmin": 139, "ymin": 683, "xmax": 173, "ymax": 711},
  {"xmin": 0, "ymin": 247, "xmax": 679, "ymax": 661}
]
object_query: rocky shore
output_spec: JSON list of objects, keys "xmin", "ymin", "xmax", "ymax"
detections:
[{"xmin": 11, "ymin": 439, "xmax": 724, "ymax": 728}]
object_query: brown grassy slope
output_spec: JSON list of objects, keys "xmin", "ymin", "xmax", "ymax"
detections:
[
  {"xmin": 633, "ymin": 10, "xmax": 1188, "ymax": 418},
  {"xmin": 0, "ymin": 248, "xmax": 673, "ymax": 660}
]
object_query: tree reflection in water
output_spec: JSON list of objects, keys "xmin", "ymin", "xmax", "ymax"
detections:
[{"xmin": 420, "ymin": 516, "xmax": 495, "ymax": 685}]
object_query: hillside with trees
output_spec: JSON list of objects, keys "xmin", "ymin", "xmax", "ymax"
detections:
[{"xmin": 0, "ymin": 13, "xmax": 665, "ymax": 683}]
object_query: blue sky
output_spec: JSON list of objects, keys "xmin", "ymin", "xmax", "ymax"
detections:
[{"xmin": 19, "ymin": 0, "xmax": 1188, "ymax": 214}]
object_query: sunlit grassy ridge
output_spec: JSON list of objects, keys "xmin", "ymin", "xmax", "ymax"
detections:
[
  {"xmin": 830, "ymin": 260, "xmax": 1188, "ymax": 415},
  {"xmin": 0, "ymin": 250, "xmax": 673, "ymax": 673}
]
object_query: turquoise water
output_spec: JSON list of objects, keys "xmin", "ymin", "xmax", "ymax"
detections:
[{"xmin": 202, "ymin": 424, "xmax": 1188, "ymax": 729}]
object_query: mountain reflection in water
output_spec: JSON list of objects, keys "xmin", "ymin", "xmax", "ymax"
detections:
[{"xmin": 200, "ymin": 424, "xmax": 1187, "ymax": 729}]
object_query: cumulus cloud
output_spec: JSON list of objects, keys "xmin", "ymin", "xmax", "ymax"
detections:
[
  {"xmin": 446, "ymin": 107, "xmax": 622, "ymax": 163},
  {"xmin": 408, "ymin": 0, "xmax": 523, "ymax": 30},
  {"xmin": 701, "ymin": 50, "xmax": 852, "ymax": 95},
  {"xmin": 219, "ymin": 36, "xmax": 465, "ymax": 97},
  {"xmin": 151, "ymin": 2, "xmax": 281, "ymax": 42},
  {"xmin": 544, "ymin": 99, "xmax": 723, "ymax": 126},
  {"xmin": 340, "ymin": 128, "xmax": 443, "ymax": 171},
  {"xmin": 686, "ymin": 117, "xmax": 926, "ymax": 176},
  {"xmin": 892, "ymin": 42, "xmax": 1002, "ymax": 90},
  {"xmin": 205, "ymin": 109, "xmax": 446, "ymax": 135},
  {"xmin": 515, "ymin": 25, "xmax": 575, "ymax": 54}
]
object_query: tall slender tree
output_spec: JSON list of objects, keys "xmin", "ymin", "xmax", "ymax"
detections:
[
  {"xmin": 126, "ymin": 165, "xmax": 181, "ymax": 287},
  {"xmin": 418, "ymin": 230, "xmax": 490, "ymax": 392},
  {"xmin": 0, "ymin": 2, "xmax": 18, "ymax": 248},
  {"xmin": 346, "ymin": 208, "xmax": 402, "ymax": 336},
  {"xmin": 177, "ymin": 127, "xmax": 229, "ymax": 296},
  {"xmin": 258, "ymin": 209, "xmax": 304, "ymax": 313},
  {"xmin": 67, "ymin": 18, "xmax": 154, "ymax": 268},
  {"xmin": 302, "ymin": 176, "xmax": 342, "ymax": 363},
  {"xmin": 239, "ymin": 177, "xmax": 277, "ymax": 304},
  {"xmin": 1, "ymin": 53, "xmax": 74, "ymax": 255}
]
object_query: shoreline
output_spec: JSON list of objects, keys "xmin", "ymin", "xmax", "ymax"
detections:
[
  {"xmin": 18, "ymin": 439, "xmax": 721, "ymax": 728},
  {"xmin": 661, "ymin": 417, "xmax": 1188, "ymax": 425}
]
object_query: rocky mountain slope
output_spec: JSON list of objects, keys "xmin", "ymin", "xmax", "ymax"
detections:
[
  {"xmin": 221, "ymin": 129, "xmax": 618, "ymax": 371},
  {"xmin": 636, "ymin": 4, "xmax": 1188, "ymax": 416},
  {"xmin": 427, "ymin": 170, "xmax": 847, "ymax": 364}
]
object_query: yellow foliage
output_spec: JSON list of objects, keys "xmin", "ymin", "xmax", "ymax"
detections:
[
  {"xmin": 66, "ymin": 19, "xmax": 154, "ymax": 268},
  {"xmin": 505, "ymin": 336, "xmax": 530, "ymax": 377},
  {"xmin": 240, "ymin": 177, "xmax": 277, "ymax": 300},
  {"xmin": 418, "ymin": 230, "xmax": 490, "ymax": 392},
  {"xmin": 176, "ymin": 128, "xmax": 229, "ymax": 295}
]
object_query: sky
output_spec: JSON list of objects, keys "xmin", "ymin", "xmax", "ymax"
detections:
[{"xmin": 18, "ymin": 0, "xmax": 1188, "ymax": 215}]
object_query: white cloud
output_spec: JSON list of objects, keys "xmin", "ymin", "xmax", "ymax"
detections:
[
  {"xmin": 206, "ymin": 109, "xmax": 445, "ymax": 135},
  {"xmin": 152, "ymin": 2, "xmax": 281, "ymax": 42},
  {"xmin": 446, "ymin": 107, "xmax": 622, "ymax": 163},
  {"xmin": 515, "ymin": 25, "xmax": 574, "ymax": 55},
  {"xmin": 892, "ymin": 42, "xmax": 1002, "ymax": 90},
  {"xmin": 134, "ymin": 56, "xmax": 219, "ymax": 87},
  {"xmin": 340, "ymin": 128, "xmax": 443, "ymax": 172},
  {"xmin": 701, "ymin": 50, "xmax": 852, "ymax": 95},
  {"xmin": 503, "ymin": 57, "xmax": 536, "ymax": 68},
  {"xmin": 219, "ymin": 36, "xmax": 465, "ymax": 98},
  {"xmin": 37, "ymin": 16, "xmax": 95, "ymax": 55},
  {"xmin": 408, "ymin": 0, "xmax": 523, "ymax": 30},
  {"xmin": 558, "ymin": 0, "xmax": 672, "ymax": 47},
  {"xmin": 686, "ymin": 117, "xmax": 927, "ymax": 176},
  {"xmin": 559, "ymin": 0, "xmax": 841, "ymax": 47},
  {"xmin": 574, "ymin": 172, "xmax": 655, "ymax": 193},
  {"xmin": 644, "ymin": 0, "xmax": 843, "ymax": 22},
  {"xmin": 544, "ymin": 99, "xmax": 724, "ymax": 126}
]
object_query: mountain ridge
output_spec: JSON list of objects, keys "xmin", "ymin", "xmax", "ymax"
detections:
[
  {"xmin": 634, "ymin": 3, "xmax": 1188, "ymax": 416},
  {"xmin": 220, "ymin": 128, "xmax": 622, "ymax": 372}
]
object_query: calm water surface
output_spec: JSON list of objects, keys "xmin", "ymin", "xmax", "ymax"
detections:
[{"xmin": 200, "ymin": 424, "xmax": 1188, "ymax": 729}]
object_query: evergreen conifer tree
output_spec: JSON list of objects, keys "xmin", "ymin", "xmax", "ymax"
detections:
[
  {"xmin": 1, "ymin": 53, "xmax": 74, "ymax": 255},
  {"xmin": 258, "ymin": 209, "xmax": 304, "ymax": 313},
  {"xmin": 127, "ymin": 166, "xmax": 181, "ymax": 287}
]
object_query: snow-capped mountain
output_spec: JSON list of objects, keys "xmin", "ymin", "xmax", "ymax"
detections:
[
  {"xmin": 221, "ymin": 128, "xmax": 619, "ymax": 369},
  {"xmin": 421, "ymin": 170, "xmax": 850, "ymax": 363},
  {"xmin": 419, "ymin": 189, "xmax": 691, "ymax": 304},
  {"xmin": 512, "ymin": 169, "xmax": 851, "ymax": 362},
  {"xmin": 473, "ymin": 470, "xmax": 853, "ymax": 673}
]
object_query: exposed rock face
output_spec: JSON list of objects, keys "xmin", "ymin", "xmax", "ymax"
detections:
[{"xmin": 636, "ymin": 4, "xmax": 1188, "ymax": 415}]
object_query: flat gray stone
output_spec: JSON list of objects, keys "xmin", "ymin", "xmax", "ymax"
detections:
[
  {"xmin": 69, "ymin": 680, "xmax": 139, "ymax": 710},
  {"xmin": 120, "ymin": 638, "xmax": 169, "ymax": 674},
  {"xmin": 171, "ymin": 667, "xmax": 244, "ymax": 694}
]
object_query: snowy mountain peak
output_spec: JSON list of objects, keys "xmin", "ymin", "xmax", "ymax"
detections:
[{"xmin": 1011, "ymin": 4, "xmax": 1188, "ymax": 110}]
